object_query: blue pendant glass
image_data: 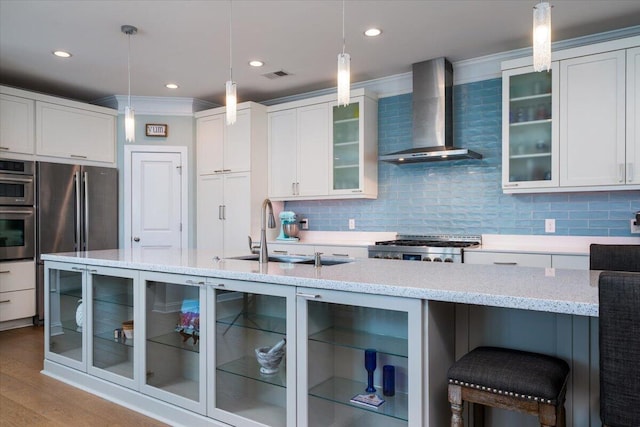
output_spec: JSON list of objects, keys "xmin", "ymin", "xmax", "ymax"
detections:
[{"xmin": 364, "ymin": 348, "xmax": 376, "ymax": 392}]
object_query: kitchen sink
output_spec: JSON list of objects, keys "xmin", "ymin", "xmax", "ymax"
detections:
[{"xmin": 228, "ymin": 254, "xmax": 353, "ymax": 266}]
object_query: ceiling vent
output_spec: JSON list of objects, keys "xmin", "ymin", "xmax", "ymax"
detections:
[{"xmin": 262, "ymin": 70, "xmax": 291, "ymax": 79}]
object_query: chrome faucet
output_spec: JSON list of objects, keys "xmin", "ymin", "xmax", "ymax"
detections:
[{"xmin": 253, "ymin": 198, "xmax": 275, "ymax": 263}]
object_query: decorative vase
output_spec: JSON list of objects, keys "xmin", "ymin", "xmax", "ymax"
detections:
[
  {"xmin": 75, "ymin": 299, "xmax": 83, "ymax": 332},
  {"xmin": 364, "ymin": 348, "xmax": 376, "ymax": 393}
]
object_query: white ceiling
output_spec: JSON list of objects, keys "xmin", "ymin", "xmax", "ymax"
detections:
[{"xmin": 1, "ymin": 0, "xmax": 640, "ymax": 106}]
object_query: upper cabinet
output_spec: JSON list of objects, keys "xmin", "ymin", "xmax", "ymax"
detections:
[
  {"xmin": 1, "ymin": 86, "xmax": 117, "ymax": 165},
  {"xmin": 268, "ymin": 88, "xmax": 378, "ymax": 201},
  {"xmin": 0, "ymin": 93, "xmax": 35, "ymax": 155},
  {"xmin": 502, "ymin": 37, "xmax": 640, "ymax": 193}
]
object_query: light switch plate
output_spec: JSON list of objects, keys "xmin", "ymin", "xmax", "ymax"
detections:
[
  {"xmin": 348, "ymin": 219, "xmax": 355, "ymax": 230},
  {"xmin": 545, "ymin": 218, "xmax": 556, "ymax": 233},
  {"xmin": 631, "ymin": 219, "xmax": 640, "ymax": 234}
]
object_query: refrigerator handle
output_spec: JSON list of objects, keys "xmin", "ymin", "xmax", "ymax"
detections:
[
  {"xmin": 74, "ymin": 171, "xmax": 81, "ymax": 251},
  {"xmin": 83, "ymin": 171, "xmax": 89, "ymax": 251}
]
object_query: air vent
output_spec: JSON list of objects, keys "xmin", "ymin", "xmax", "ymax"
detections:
[{"xmin": 262, "ymin": 70, "xmax": 290, "ymax": 79}]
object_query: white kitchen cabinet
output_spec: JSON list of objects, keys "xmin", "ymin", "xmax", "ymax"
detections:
[
  {"xmin": 197, "ymin": 172, "xmax": 252, "ymax": 258},
  {"xmin": 552, "ymin": 254, "xmax": 589, "ymax": 270},
  {"xmin": 502, "ymin": 64, "xmax": 559, "ymax": 191},
  {"xmin": 208, "ymin": 278, "xmax": 296, "ymax": 426},
  {"xmin": 196, "ymin": 102, "xmax": 268, "ymax": 257},
  {"xmin": 329, "ymin": 95, "xmax": 378, "ymax": 198},
  {"xmin": 36, "ymin": 101, "xmax": 116, "ymax": 164},
  {"xmin": 269, "ymin": 103, "xmax": 329, "ymax": 199},
  {"xmin": 628, "ymin": 46, "xmax": 640, "ymax": 184},
  {"xmin": 140, "ymin": 271, "xmax": 208, "ymax": 414},
  {"xmin": 0, "ymin": 93, "xmax": 35, "ymax": 155},
  {"xmin": 268, "ymin": 243, "xmax": 368, "ymax": 259},
  {"xmin": 0, "ymin": 260, "xmax": 36, "ymax": 327},
  {"xmin": 268, "ymin": 88, "xmax": 378, "ymax": 201},
  {"xmin": 296, "ymin": 288, "xmax": 423, "ymax": 426},
  {"xmin": 269, "ymin": 242, "xmax": 316, "ymax": 257},
  {"xmin": 463, "ymin": 251, "xmax": 551, "ymax": 267},
  {"xmin": 560, "ymin": 50, "xmax": 627, "ymax": 187}
]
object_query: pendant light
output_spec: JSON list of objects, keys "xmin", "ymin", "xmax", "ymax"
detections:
[
  {"xmin": 121, "ymin": 24, "xmax": 137, "ymax": 142},
  {"xmin": 226, "ymin": 0, "xmax": 237, "ymax": 125},
  {"xmin": 533, "ymin": 2, "xmax": 552, "ymax": 72},
  {"xmin": 337, "ymin": 0, "xmax": 350, "ymax": 106}
]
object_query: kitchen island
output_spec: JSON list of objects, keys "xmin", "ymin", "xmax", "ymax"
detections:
[{"xmin": 41, "ymin": 249, "xmax": 601, "ymax": 427}]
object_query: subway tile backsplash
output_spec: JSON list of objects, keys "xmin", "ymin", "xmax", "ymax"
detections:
[{"xmin": 285, "ymin": 78, "xmax": 640, "ymax": 237}]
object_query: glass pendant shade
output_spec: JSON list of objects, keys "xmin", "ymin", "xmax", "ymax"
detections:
[
  {"xmin": 533, "ymin": 2, "xmax": 551, "ymax": 72},
  {"xmin": 337, "ymin": 52, "xmax": 351, "ymax": 106},
  {"xmin": 124, "ymin": 105, "xmax": 135, "ymax": 142},
  {"xmin": 226, "ymin": 80, "xmax": 237, "ymax": 125}
]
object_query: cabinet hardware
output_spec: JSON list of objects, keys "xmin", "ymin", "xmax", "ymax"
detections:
[
  {"xmin": 88, "ymin": 269, "xmax": 97, "ymax": 273},
  {"xmin": 503, "ymin": 183, "xmax": 519, "ymax": 187},
  {"xmin": 332, "ymin": 253, "xmax": 349, "ymax": 257},
  {"xmin": 0, "ymin": 300, "xmax": 10, "ymax": 304},
  {"xmin": 0, "ymin": 270, "xmax": 10, "ymax": 274},
  {"xmin": 351, "ymin": 190, "xmax": 362, "ymax": 193},
  {"xmin": 133, "ymin": 237, "xmax": 140, "ymax": 242},
  {"xmin": 291, "ymin": 182, "xmax": 295, "ymax": 195},
  {"xmin": 214, "ymin": 169, "xmax": 224, "ymax": 173},
  {"xmin": 273, "ymin": 250, "xmax": 288, "ymax": 254},
  {"xmin": 222, "ymin": 169, "xmax": 231, "ymax": 173},
  {"xmin": 0, "ymin": 146, "xmax": 9, "ymax": 150},
  {"xmin": 185, "ymin": 279, "xmax": 205, "ymax": 285},
  {"xmin": 218, "ymin": 205, "xmax": 223, "ymax": 220},
  {"xmin": 296, "ymin": 292, "xmax": 320, "ymax": 299},
  {"xmin": 628, "ymin": 163, "xmax": 634, "ymax": 182},
  {"xmin": 214, "ymin": 283, "xmax": 225, "ymax": 288},
  {"xmin": 618, "ymin": 164, "xmax": 625, "ymax": 183},
  {"xmin": 70, "ymin": 154, "xmax": 88, "ymax": 159},
  {"xmin": 494, "ymin": 262, "xmax": 518, "ymax": 265},
  {"xmin": 0, "ymin": 176, "xmax": 33, "ymax": 183},
  {"xmin": 71, "ymin": 266, "xmax": 85, "ymax": 271}
]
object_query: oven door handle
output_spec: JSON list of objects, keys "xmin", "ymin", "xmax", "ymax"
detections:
[
  {"xmin": 74, "ymin": 171, "xmax": 81, "ymax": 251},
  {"xmin": 0, "ymin": 176, "xmax": 34, "ymax": 183},
  {"xmin": 83, "ymin": 171, "xmax": 89, "ymax": 251}
]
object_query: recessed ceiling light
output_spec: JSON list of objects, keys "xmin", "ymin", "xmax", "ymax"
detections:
[
  {"xmin": 249, "ymin": 60, "xmax": 264, "ymax": 67},
  {"xmin": 53, "ymin": 50, "xmax": 72, "ymax": 58},
  {"xmin": 364, "ymin": 28, "xmax": 382, "ymax": 37},
  {"xmin": 165, "ymin": 83, "xmax": 179, "ymax": 89}
]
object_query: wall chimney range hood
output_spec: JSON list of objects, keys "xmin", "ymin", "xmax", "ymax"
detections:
[{"xmin": 379, "ymin": 58, "xmax": 482, "ymax": 164}]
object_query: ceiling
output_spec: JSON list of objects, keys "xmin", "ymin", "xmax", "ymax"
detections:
[{"xmin": 1, "ymin": 1, "xmax": 640, "ymax": 106}]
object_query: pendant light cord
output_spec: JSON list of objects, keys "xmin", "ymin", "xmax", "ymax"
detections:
[
  {"xmin": 229, "ymin": 0, "xmax": 233, "ymax": 81},
  {"xmin": 342, "ymin": 0, "xmax": 345, "ymax": 55},
  {"xmin": 127, "ymin": 32, "xmax": 131, "ymax": 108}
]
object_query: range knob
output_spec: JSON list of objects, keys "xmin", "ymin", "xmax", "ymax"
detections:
[
  {"xmin": 433, "ymin": 258, "xmax": 443, "ymax": 262},
  {"xmin": 374, "ymin": 254, "xmax": 383, "ymax": 259},
  {"xmin": 384, "ymin": 255, "xmax": 393, "ymax": 259},
  {"xmin": 393, "ymin": 255, "xmax": 401, "ymax": 260},
  {"xmin": 444, "ymin": 258, "xmax": 453, "ymax": 263},
  {"xmin": 422, "ymin": 257, "xmax": 432, "ymax": 262}
]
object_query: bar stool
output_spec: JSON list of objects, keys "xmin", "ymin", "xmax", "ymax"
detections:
[
  {"xmin": 447, "ymin": 346, "xmax": 569, "ymax": 427},
  {"xmin": 589, "ymin": 244, "xmax": 640, "ymax": 272}
]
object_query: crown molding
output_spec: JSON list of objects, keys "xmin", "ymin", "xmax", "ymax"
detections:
[{"xmin": 95, "ymin": 95, "xmax": 218, "ymax": 116}]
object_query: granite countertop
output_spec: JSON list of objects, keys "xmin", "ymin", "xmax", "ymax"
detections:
[{"xmin": 42, "ymin": 248, "xmax": 600, "ymax": 317}]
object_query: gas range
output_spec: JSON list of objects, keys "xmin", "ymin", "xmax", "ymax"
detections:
[{"xmin": 367, "ymin": 235, "xmax": 481, "ymax": 263}]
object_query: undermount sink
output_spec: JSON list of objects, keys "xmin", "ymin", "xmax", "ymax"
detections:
[{"xmin": 228, "ymin": 254, "xmax": 353, "ymax": 266}]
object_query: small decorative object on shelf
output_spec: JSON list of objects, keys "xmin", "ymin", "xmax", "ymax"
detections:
[
  {"xmin": 364, "ymin": 348, "xmax": 377, "ymax": 392},
  {"xmin": 122, "ymin": 320, "xmax": 134, "ymax": 339},
  {"xmin": 350, "ymin": 392, "xmax": 385, "ymax": 408},
  {"xmin": 176, "ymin": 299, "xmax": 199, "ymax": 345},
  {"xmin": 383, "ymin": 365, "xmax": 395, "ymax": 396},
  {"xmin": 75, "ymin": 299, "xmax": 83, "ymax": 332},
  {"xmin": 255, "ymin": 338, "xmax": 286, "ymax": 375}
]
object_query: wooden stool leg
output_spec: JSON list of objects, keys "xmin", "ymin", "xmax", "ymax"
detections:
[
  {"xmin": 473, "ymin": 403, "xmax": 485, "ymax": 427},
  {"xmin": 448, "ymin": 384, "xmax": 464, "ymax": 427},
  {"xmin": 539, "ymin": 402, "xmax": 558, "ymax": 427}
]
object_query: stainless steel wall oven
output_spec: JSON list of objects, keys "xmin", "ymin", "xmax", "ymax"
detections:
[{"xmin": 0, "ymin": 159, "xmax": 35, "ymax": 261}]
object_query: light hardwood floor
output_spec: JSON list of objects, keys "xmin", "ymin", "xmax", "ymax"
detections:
[{"xmin": 0, "ymin": 325, "xmax": 168, "ymax": 426}]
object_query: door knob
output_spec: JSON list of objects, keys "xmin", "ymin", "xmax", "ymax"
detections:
[{"xmin": 133, "ymin": 237, "xmax": 140, "ymax": 242}]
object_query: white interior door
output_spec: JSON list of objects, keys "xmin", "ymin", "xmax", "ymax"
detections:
[{"xmin": 129, "ymin": 150, "xmax": 184, "ymax": 249}]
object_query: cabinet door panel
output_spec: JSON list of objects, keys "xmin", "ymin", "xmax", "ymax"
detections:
[
  {"xmin": 628, "ymin": 47, "xmax": 640, "ymax": 184},
  {"xmin": 560, "ymin": 51, "xmax": 626, "ymax": 186},
  {"xmin": 297, "ymin": 103, "xmax": 329, "ymax": 196},
  {"xmin": 269, "ymin": 109, "xmax": 298, "ymax": 198},
  {"xmin": 0, "ymin": 94, "xmax": 34, "ymax": 154},
  {"xmin": 196, "ymin": 114, "xmax": 224, "ymax": 175},
  {"xmin": 197, "ymin": 174, "xmax": 224, "ymax": 255},
  {"xmin": 222, "ymin": 173, "xmax": 251, "ymax": 258},
  {"xmin": 225, "ymin": 109, "xmax": 251, "ymax": 172}
]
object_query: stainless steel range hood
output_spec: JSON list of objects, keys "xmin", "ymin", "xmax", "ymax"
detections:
[{"xmin": 379, "ymin": 58, "xmax": 482, "ymax": 163}]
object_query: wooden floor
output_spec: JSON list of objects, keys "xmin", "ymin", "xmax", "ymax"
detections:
[{"xmin": 0, "ymin": 325, "xmax": 168, "ymax": 427}]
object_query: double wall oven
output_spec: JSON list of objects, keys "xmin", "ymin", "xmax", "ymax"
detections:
[{"xmin": 0, "ymin": 159, "xmax": 35, "ymax": 261}]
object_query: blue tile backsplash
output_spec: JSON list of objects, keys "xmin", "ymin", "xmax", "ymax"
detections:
[{"xmin": 285, "ymin": 78, "xmax": 640, "ymax": 237}]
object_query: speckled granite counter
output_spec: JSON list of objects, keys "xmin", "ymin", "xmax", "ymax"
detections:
[{"xmin": 42, "ymin": 248, "xmax": 600, "ymax": 316}]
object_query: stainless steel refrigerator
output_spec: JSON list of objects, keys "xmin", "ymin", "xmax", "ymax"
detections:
[{"xmin": 36, "ymin": 162, "xmax": 118, "ymax": 321}]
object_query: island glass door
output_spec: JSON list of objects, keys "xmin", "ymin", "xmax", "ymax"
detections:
[
  {"xmin": 297, "ymin": 288, "xmax": 421, "ymax": 427},
  {"xmin": 87, "ymin": 268, "xmax": 138, "ymax": 388},
  {"xmin": 45, "ymin": 262, "xmax": 85, "ymax": 371},
  {"xmin": 209, "ymin": 279, "xmax": 296, "ymax": 427},
  {"xmin": 141, "ymin": 272, "xmax": 207, "ymax": 414}
]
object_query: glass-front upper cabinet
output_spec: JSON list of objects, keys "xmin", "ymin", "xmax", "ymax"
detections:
[
  {"xmin": 140, "ymin": 272, "xmax": 207, "ymax": 415},
  {"xmin": 45, "ymin": 262, "xmax": 86, "ymax": 371},
  {"xmin": 297, "ymin": 288, "xmax": 422, "ymax": 427},
  {"xmin": 502, "ymin": 63, "xmax": 559, "ymax": 192},
  {"xmin": 87, "ymin": 268, "xmax": 138, "ymax": 389},
  {"xmin": 329, "ymin": 92, "xmax": 378, "ymax": 199},
  {"xmin": 208, "ymin": 278, "xmax": 296, "ymax": 427}
]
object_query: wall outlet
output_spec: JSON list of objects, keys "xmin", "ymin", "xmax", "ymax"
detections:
[
  {"xmin": 300, "ymin": 218, "xmax": 309, "ymax": 230},
  {"xmin": 348, "ymin": 218, "xmax": 355, "ymax": 230},
  {"xmin": 545, "ymin": 218, "xmax": 556, "ymax": 233},
  {"xmin": 631, "ymin": 219, "xmax": 640, "ymax": 234}
]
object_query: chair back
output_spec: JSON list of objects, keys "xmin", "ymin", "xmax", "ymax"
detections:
[
  {"xmin": 599, "ymin": 271, "xmax": 640, "ymax": 427},
  {"xmin": 590, "ymin": 244, "xmax": 640, "ymax": 272}
]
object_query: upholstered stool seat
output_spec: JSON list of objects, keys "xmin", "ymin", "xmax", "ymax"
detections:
[{"xmin": 447, "ymin": 346, "xmax": 569, "ymax": 427}]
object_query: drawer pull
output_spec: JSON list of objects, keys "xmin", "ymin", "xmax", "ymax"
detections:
[
  {"xmin": 297, "ymin": 292, "xmax": 320, "ymax": 299},
  {"xmin": 0, "ymin": 146, "xmax": 9, "ymax": 150},
  {"xmin": 332, "ymin": 253, "xmax": 349, "ymax": 257},
  {"xmin": 273, "ymin": 250, "xmax": 288, "ymax": 254},
  {"xmin": 0, "ymin": 300, "xmax": 10, "ymax": 304},
  {"xmin": 70, "ymin": 154, "xmax": 88, "ymax": 159},
  {"xmin": 185, "ymin": 279, "xmax": 205, "ymax": 285},
  {"xmin": 214, "ymin": 283, "xmax": 225, "ymax": 288},
  {"xmin": 0, "ymin": 270, "xmax": 10, "ymax": 274},
  {"xmin": 71, "ymin": 267, "xmax": 85, "ymax": 271},
  {"xmin": 494, "ymin": 262, "xmax": 518, "ymax": 266}
]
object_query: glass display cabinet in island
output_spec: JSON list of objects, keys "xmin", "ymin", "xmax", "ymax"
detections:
[
  {"xmin": 296, "ymin": 288, "xmax": 422, "ymax": 426},
  {"xmin": 502, "ymin": 63, "xmax": 559, "ymax": 191},
  {"xmin": 139, "ymin": 271, "xmax": 207, "ymax": 415},
  {"xmin": 208, "ymin": 279, "xmax": 296, "ymax": 427}
]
